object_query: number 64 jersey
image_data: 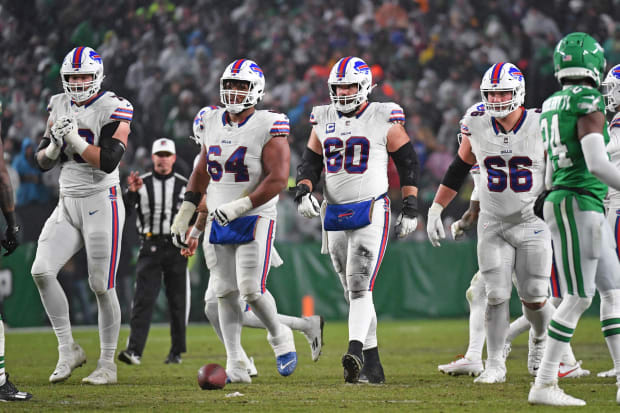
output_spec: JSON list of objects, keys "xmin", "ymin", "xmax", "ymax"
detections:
[
  {"xmin": 196, "ymin": 108, "xmax": 290, "ymax": 221},
  {"xmin": 461, "ymin": 103, "xmax": 546, "ymax": 222},
  {"xmin": 310, "ymin": 102, "xmax": 405, "ymax": 204}
]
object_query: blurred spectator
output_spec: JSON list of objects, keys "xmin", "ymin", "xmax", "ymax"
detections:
[{"xmin": 12, "ymin": 138, "xmax": 50, "ymax": 206}]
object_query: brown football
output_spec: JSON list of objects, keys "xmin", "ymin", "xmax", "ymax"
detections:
[{"xmin": 197, "ymin": 363, "xmax": 227, "ymax": 390}]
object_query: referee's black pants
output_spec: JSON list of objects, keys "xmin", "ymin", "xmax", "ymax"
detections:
[{"xmin": 127, "ymin": 237, "xmax": 189, "ymax": 357}]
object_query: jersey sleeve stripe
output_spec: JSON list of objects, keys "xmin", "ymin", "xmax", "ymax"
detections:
[
  {"xmin": 110, "ymin": 114, "xmax": 132, "ymax": 121},
  {"xmin": 114, "ymin": 108, "xmax": 133, "ymax": 114}
]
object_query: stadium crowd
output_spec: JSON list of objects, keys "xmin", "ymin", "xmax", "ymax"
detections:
[{"xmin": 0, "ymin": 0, "xmax": 619, "ymax": 241}]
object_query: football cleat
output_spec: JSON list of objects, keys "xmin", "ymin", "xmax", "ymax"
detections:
[
  {"xmin": 359, "ymin": 361, "xmax": 385, "ymax": 384},
  {"xmin": 247, "ymin": 356, "xmax": 258, "ymax": 377},
  {"xmin": 438, "ymin": 356, "xmax": 483, "ymax": 377},
  {"xmin": 226, "ymin": 359, "xmax": 252, "ymax": 383},
  {"xmin": 558, "ymin": 361, "xmax": 590, "ymax": 379},
  {"xmin": 342, "ymin": 353, "xmax": 363, "ymax": 383},
  {"xmin": 268, "ymin": 325, "xmax": 297, "ymax": 377},
  {"xmin": 528, "ymin": 333, "xmax": 546, "ymax": 376},
  {"xmin": 118, "ymin": 350, "xmax": 141, "ymax": 366},
  {"xmin": 164, "ymin": 353, "xmax": 182, "ymax": 364},
  {"xmin": 82, "ymin": 360, "xmax": 117, "ymax": 385},
  {"xmin": 502, "ymin": 342, "xmax": 512, "ymax": 361},
  {"xmin": 473, "ymin": 359, "xmax": 506, "ymax": 384},
  {"xmin": 302, "ymin": 315, "xmax": 324, "ymax": 362},
  {"xmin": 49, "ymin": 342, "xmax": 87, "ymax": 383},
  {"xmin": 0, "ymin": 374, "xmax": 32, "ymax": 401},
  {"xmin": 598, "ymin": 368, "xmax": 616, "ymax": 378},
  {"xmin": 528, "ymin": 381, "xmax": 586, "ymax": 406}
]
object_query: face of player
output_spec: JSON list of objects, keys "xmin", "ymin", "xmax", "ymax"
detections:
[
  {"xmin": 67, "ymin": 73, "xmax": 94, "ymax": 94},
  {"xmin": 223, "ymin": 79, "xmax": 250, "ymax": 104},
  {"xmin": 152, "ymin": 152, "xmax": 176, "ymax": 175},
  {"xmin": 335, "ymin": 83, "xmax": 359, "ymax": 97}
]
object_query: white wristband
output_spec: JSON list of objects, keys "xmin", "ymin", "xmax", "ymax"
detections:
[
  {"xmin": 44, "ymin": 142, "xmax": 61, "ymax": 160},
  {"xmin": 71, "ymin": 137, "xmax": 89, "ymax": 156},
  {"xmin": 189, "ymin": 226, "xmax": 203, "ymax": 239}
]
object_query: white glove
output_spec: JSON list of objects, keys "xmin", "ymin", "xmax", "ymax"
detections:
[
  {"xmin": 395, "ymin": 213, "xmax": 418, "ymax": 238},
  {"xmin": 171, "ymin": 201, "xmax": 197, "ymax": 248},
  {"xmin": 451, "ymin": 220, "xmax": 465, "ymax": 240},
  {"xmin": 62, "ymin": 118, "xmax": 88, "ymax": 155},
  {"xmin": 211, "ymin": 196, "xmax": 253, "ymax": 226},
  {"xmin": 298, "ymin": 193, "xmax": 320, "ymax": 218},
  {"xmin": 45, "ymin": 136, "xmax": 62, "ymax": 160},
  {"xmin": 426, "ymin": 202, "xmax": 445, "ymax": 247}
]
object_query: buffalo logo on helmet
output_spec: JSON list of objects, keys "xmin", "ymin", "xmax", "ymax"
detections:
[
  {"xmin": 353, "ymin": 60, "xmax": 370, "ymax": 74},
  {"xmin": 508, "ymin": 66, "xmax": 523, "ymax": 81}
]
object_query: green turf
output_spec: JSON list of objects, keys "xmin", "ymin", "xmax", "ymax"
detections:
[{"xmin": 3, "ymin": 317, "xmax": 618, "ymax": 411}]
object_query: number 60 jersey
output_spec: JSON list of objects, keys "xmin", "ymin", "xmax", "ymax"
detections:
[
  {"xmin": 461, "ymin": 102, "xmax": 546, "ymax": 222},
  {"xmin": 196, "ymin": 108, "xmax": 290, "ymax": 221},
  {"xmin": 310, "ymin": 102, "xmax": 405, "ymax": 204}
]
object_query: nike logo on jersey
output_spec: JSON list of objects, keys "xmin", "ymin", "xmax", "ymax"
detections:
[
  {"xmin": 89, "ymin": 210, "xmax": 99, "ymax": 216},
  {"xmin": 534, "ymin": 229, "xmax": 544, "ymax": 234},
  {"xmin": 279, "ymin": 359, "xmax": 295, "ymax": 370}
]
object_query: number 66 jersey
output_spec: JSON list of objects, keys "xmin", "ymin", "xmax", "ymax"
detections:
[
  {"xmin": 310, "ymin": 102, "xmax": 405, "ymax": 204},
  {"xmin": 461, "ymin": 102, "xmax": 546, "ymax": 222},
  {"xmin": 196, "ymin": 108, "xmax": 290, "ymax": 221}
]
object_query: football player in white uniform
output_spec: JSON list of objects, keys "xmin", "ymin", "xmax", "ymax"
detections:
[
  {"xmin": 428, "ymin": 63, "xmax": 554, "ymax": 384},
  {"xmin": 171, "ymin": 60, "xmax": 298, "ymax": 382},
  {"xmin": 598, "ymin": 63, "xmax": 620, "ymax": 379},
  {"xmin": 294, "ymin": 56, "xmax": 420, "ymax": 384},
  {"xmin": 32, "ymin": 46, "xmax": 132, "ymax": 385}
]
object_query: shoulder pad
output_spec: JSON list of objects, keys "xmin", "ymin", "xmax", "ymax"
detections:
[
  {"xmin": 309, "ymin": 105, "xmax": 331, "ymax": 126},
  {"xmin": 376, "ymin": 102, "xmax": 405, "ymax": 124},
  {"xmin": 103, "ymin": 93, "xmax": 134, "ymax": 122},
  {"xmin": 569, "ymin": 87, "xmax": 605, "ymax": 115},
  {"xmin": 267, "ymin": 111, "xmax": 290, "ymax": 137},
  {"xmin": 47, "ymin": 93, "xmax": 66, "ymax": 113}
]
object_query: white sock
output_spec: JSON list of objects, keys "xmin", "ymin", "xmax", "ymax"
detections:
[
  {"xmin": 348, "ymin": 291, "xmax": 374, "ymax": 343},
  {"xmin": 0, "ymin": 317, "xmax": 5, "ymax": 385},
  {"xmin": 34, "ymin": 276, "xmax": 74, "ymax": 346},
  {"xmin": 522, "ymin": 300, "xmax": 555, "ymax": 339},
  {"xmin": 465, "ymin": 281, "xmax": 486, "ymax": 361},
  {"xmin": 241, "ymin": 291, "xmax": 309, "ymax": 332},
  {"xmin": 96, "ymin": 289, "xmax": 121, "ymax": 363},
  {"xmin": 245, "ymin": 293, "xmax": 282, "ymax": 338},
  {"xmin": 600, "ymin": 289, "xmax": 620, "ymax": 378},
  {"xmin": 363, "ymin": 311, "xmax": 378, "ymax": 350},
  {"xmin": 536, "ymin": 337, "xmax": 567, "ymax": 384},
  {"xmin": 506, "ymin": 315, "xmax": 530, "ymax": 343},
  {"xmin": 485, "ymin": 301, "xmax": 510, "ymax": 362},
  {"xmin": 204, "ymin": 300, "xmax": 223, "ymax": 342},
  {"xmin": 218, "ymin": 292, "xmax": 244, "ymax": 363},
  {"xmin": 560, "ymin": 343, "xmax": 578, "ymax": 365}
]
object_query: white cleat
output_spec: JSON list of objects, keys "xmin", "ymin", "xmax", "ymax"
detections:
[
  {"xmin": 528, "ymin": 381, "xmax": 586, "ymax": 406},
  {"xmin": 302, "ymin": 315, "xmax": 324, "ymax": 362},
  {"xmin": 598, "ymin": 368, "xmax": 616, "ymax": 378},
  {"xmin": 438, "ymin": 356, "xmax": 484, "ymax": 377},
  {"xmin": 82, "ymin": 360, "xmax": 117, "ymax": 385},
  {"xmin": 502, "ymin": 342, "xmax": 512, "ymax": 361},
  {"xmin": 226, "ymin": 360, "xmax": 252, "ymax": 384},
  {"xmin": 617, "ymin": 380, "xmax": 620, "ymax": 405},
  {"xmin": 527, "ymin": 332, "xmax": 546, "ymax": 377},
  {"xmin": 247, "ymin": 356, "xmax": 258, "ymax": 377},
  {"xmin": 473, "ymin": 359, "xmax": 506, "ymax": 384},
  {"xmin": 558, "ymin": 361, "xmax": 590, "ymax": 379},
  {"xmin": 49, "ymin": 342, "xmax": 87, "ymax": 383}
]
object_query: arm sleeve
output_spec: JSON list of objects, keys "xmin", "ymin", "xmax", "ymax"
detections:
[
  {"xmin": 99, "ymin": 121, "xmax": 126, "ymax": 173},
  {"xmin": 581, "ymin": 132, "xmax": 620, "ymax": 191}
]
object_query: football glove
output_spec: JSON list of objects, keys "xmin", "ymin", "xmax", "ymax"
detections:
[
  {"xmin": 395, "ymin": 195, "xmax": 418, "ymax": 238},
  {"xmin": 171, "ymin": 201, "xmax": 197, "ymax": 248},
  {"xmin": 293, "ymin": 184, "xmax": 320, "ymax": 218},
  {"xmin": 426, "ymin": 202, "xmax": 445, "ymax": 247},
  {"xmin": 451, "ymin": 220, "xmax": 466, "ymax": 240},
  {"xmin": 2, "ymin": 224, "xmax": 20, "ymax": 256},
  {"xmin": 211, "ymin": 196, "xmax": 253, "ymax": 226}
]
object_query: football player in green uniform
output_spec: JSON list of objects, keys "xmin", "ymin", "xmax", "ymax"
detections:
[{"xmin": 528, "ymin": 32, "xmax": 620, "ymax": 407}]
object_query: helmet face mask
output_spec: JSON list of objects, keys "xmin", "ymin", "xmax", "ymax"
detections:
[
  {"xmin": 220, "ymin": 59, "xmax": 265, "ymax": 114},
  {"xmin": 553, "ymin": 32, "xmax": 606, "ymax": 87},
  {"xmin": 480, "ymin": 62, "xmax": 525, "ymax": 118},
  {"xmin": 60, "ymin": 47, "xmax": 104, "ymax": 103},
  {"xmin": 328, "ymin": 56, "xmax": 373, "ymax": 113},
  {"xmin": 602, "ymin": 65, "xmax": 620, "ymax": 113}
]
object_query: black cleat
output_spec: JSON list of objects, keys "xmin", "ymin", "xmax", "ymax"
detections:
[
  {"xmin": 164, "ymin": 353, "xmax": 182, "ymax": 364},
  {"xmin": 342, "ymin": 353, "xmax": 363, "ymax": 383},
  {"xmin": 359, "ymin": 363, "xmax": 385, "ymax": 384},
  {"xmin": 0, "ymin": 374, "xmax": 32, "ymax": 401},
  {"xmin": 118, "ymin": 350, "xmax": 141, "ymax": 365}
]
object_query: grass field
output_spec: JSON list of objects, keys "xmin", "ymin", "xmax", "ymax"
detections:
[{"xmin": 3, "ymin": 317, "xmax": 618, "ymax": 412}]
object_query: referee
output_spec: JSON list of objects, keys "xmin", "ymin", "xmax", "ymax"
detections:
[{"xmin": 118, "ymin": 138, "xmax": 190, "ymax": 365}]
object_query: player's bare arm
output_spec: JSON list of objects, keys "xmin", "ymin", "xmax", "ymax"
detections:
[
  {"xmin": 433, "ymin": 135, "xmax": 476, "ymax": 207},
  {"xmin": 251, "ymin": 135, "xmax": 290, "ymax": 207}
]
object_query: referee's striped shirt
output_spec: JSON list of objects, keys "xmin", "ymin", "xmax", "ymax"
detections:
[{"xmin": 127, "ymin": 170, "xmax": 187, "ymax": 236}]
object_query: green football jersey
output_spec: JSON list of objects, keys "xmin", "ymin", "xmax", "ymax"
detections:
[{"xmin": 540, "ymin": 85, "xmax": 609, "ymax": 212}]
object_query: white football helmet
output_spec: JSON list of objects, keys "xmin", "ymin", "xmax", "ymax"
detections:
[
  {"xmin": 602, "ymin": 65, "xmax": 620, "ymax": 113},
  {"xmin": 480, "ymin": 62, "xmax": 525, "ymax": 118},
  {"xmin": 220, "ymin": 59, "xmax": 265, "ymax": 114},
  {"xmin": 328, "ymin": 56, "xmax": 373, "ymax": 113},
  {"xmin": 60, "ymin": 46, "xmax": 104, "ymax": 103}
]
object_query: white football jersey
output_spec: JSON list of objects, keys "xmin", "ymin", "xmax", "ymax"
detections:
[
  {"xmin": 310, "ymin": 102, "xmax": 405, "ymax": 204},
  {"xmin": 197, "ymin": 108, "xmax": 289, "ymax": 220},
  {"xmin": 606, "ymin": 113, "xmax": 620, "ymax": 204},
  {"xmin": 46, "ymin": 91, "xmax": 133, "ymax": 197},
  {"xmin": 461, "ymin": 102, "xmax": 545, "ymax": 222}
]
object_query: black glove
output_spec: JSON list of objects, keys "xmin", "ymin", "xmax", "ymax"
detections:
[
  {"xmin": 291, "ymin": 183, "xmax": 312, "ymax": 204},
  {"xmin": 401, "ymin": 195, "xmax": 419, "ymax": 218},
  {"xmin": 2, "ymin": 224, "xmax": 20, "ymax": 256},
  {"xmin": 533, "ymin": 189, "xmax": 550, "ymax": 220}
]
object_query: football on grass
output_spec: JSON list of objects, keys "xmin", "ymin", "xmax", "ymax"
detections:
[{"xmin": 197, "ymin": 363, "xmax": 227, "ymax": 390}]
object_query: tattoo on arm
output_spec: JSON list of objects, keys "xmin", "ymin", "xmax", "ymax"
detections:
[{"xmin": 195, "ymin": 212, "xmax": 208, "ymax": 232}]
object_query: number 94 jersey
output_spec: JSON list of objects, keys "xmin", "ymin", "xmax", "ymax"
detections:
[
  {"xmin": 310, "ymin": 102, "xmax": 405, "ymax": 204},
  {"xmin": 197, "ymin": 108, "xmax": 290, "ymax": 220},
  {"xmin": 461, "ymin": 102, "xmax": 545, "ymax": 222},
  {"xmin": 46, "ymin": 91, "xmax": 133, "ymax": 197}
]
